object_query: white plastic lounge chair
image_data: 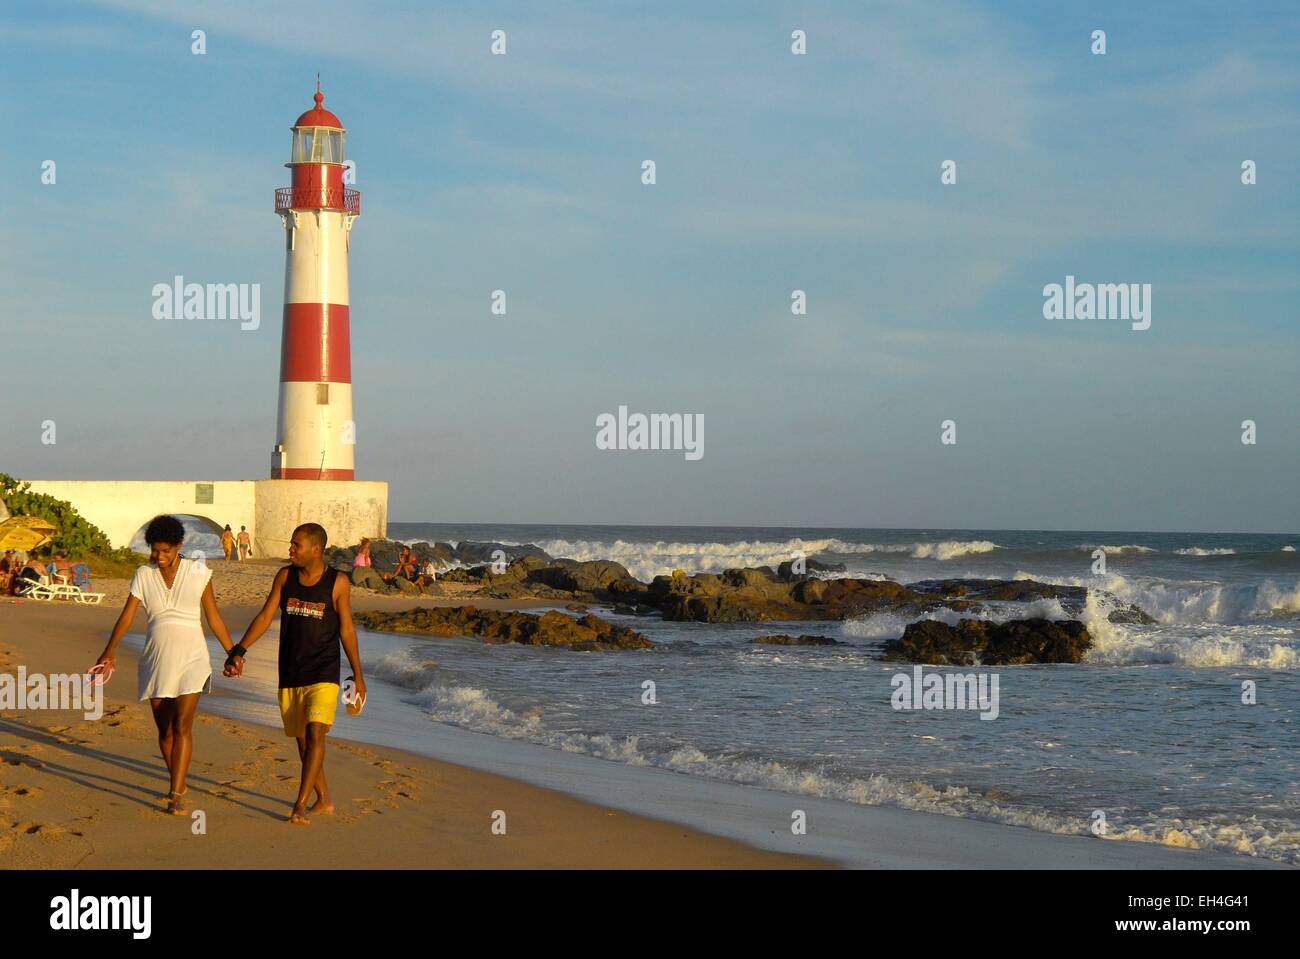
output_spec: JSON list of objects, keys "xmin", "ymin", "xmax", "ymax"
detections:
[
  {"xmin": 51, "ymin": 570, "xmax": 105, "ymax": 604},
  {"xmin": 17, "ymin": 574, "xmax": 78, "ymax": 601}
]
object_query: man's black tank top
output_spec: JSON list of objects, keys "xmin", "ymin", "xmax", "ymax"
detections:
[{"xmin": 278, "ymin": 565, "xmax": 341, "ymax": 689}]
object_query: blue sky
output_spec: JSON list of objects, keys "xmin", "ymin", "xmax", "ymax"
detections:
[{"xmin": 1, "ymin": 0, "xmax": 1297, "ymax": 532}]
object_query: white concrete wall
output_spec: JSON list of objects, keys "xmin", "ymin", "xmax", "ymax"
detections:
[
  {"xmin": 21, "ymin": 479, "xmax": 387, "ymax": 557},
  {"xmin": 253, "ymin": 479, "xmax": 387, "ymax": 558},
  {"xmin": 24, "ymin": 480, "xmax": 258, "ymax": 552}
]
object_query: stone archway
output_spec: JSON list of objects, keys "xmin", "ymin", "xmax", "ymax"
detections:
[{"xmin": 128, "ymin": 513, "xmax": 229, "ymax": 560}]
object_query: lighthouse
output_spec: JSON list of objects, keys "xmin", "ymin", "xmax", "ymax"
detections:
[
  {"xmin": 24, "ymin": 84, "xmax": 389, "ymax": 559},
  {"xmin": 271, "ymin": 82, "xmax": 360, "ymax": 480}
]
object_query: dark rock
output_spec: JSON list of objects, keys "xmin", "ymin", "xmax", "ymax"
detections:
[
  {"xmin": 354, "ymin": 605, "xmax": 653, "ymax": 651},
  {"xmin": 389, "ymin": 574, "xmax": 421, "ymax": 596},
  {"xmin": 907, "ymin": 578, "xmax": 1088, "ymax": 606},
  {"xmin": 350, "ymin": 566, "xmax": 395, "ymax": 594},
  {"xmin": 882, "ymin": 618, "xmax": 1092, "ymax": 665},
  {"xmin": 407, "ymin": 541, "xmax": 455, "ymax": 568},
  {"xmin": 1107, "ymin": 605, "xmax": 1158, "ymax": 625},
  {"xmin": 528, "ymin": 559, "xmax": 633, "ymax": 594},
  {"xmin": 454, "ymin": 541, "xmax": 551, "ymax": 565},
  {"xmin": 750, "ymin": 634, "xmax": 842, "ymax": 646},
  {"xmin": 776, "ymin": 559, "xmax": 848, "ymax": 580}
]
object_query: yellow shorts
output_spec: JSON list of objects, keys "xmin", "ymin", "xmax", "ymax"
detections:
[{"xmin": 277, "ymin": 682, "xmax": 339, "ymax": 738}]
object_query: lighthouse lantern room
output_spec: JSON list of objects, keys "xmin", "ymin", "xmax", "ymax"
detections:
[{"xmin": 272, "ymin": 82, "xmax": 360, "ymax": 480}]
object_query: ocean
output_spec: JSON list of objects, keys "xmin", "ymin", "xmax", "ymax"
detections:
[{"xmin": 200, "ymin": 523, "xmax": 1300, "ymax": 864}]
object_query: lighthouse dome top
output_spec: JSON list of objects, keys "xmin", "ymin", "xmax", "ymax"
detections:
[{"xmin": 294, "ymin": 87, "xmax": 343, "ymax": 130}]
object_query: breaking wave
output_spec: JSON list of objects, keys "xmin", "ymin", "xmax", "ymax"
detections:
[
  {"xmin": 534, "ymin": 537, "xmax": 999, "ymax": 580},
  {"xmin": 1077, "ymin": 544, "xmax": 1157, "ymax": 554},
  {"xmin": 366, "ymin": 648, "xmax": 1298, "ymax": 863}
]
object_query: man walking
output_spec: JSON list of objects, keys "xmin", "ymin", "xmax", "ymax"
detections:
[{"xmin": 226, "ymin": 523, "xmax": 366, "ymax": 824}]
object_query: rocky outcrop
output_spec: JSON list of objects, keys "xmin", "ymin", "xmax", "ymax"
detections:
[
  {"xmin": 349, "ymin": 565, "xmax": 441, "ymax": 596},
  {"xmin": 907, "ymin": 578, "xmax": 1156, "ymax": 624},
  {"xmin": 775, "ymin": 558, "xmax": 847, "ymax": 580},
  {"xmin": 528, "ymin": 559, "xmax": 634, "ymax": 593},
  {"xmin": 452, "ymin": 541, "xmax": 551, "ymax": 565},
  {"xmin": 634, "ymin": 568, "xmax": 935, "ymax": 623},
  {"xmin": 881, "ymin": 618, "xmax": 1092, "ymax": 665},
  {"xmin": 354, "ymin": 605, "xmax": 653, "ymax": 651},
  {"xmin": 397, "ymin": 560, "xmax": 1151, "ymax": 629},
  {"xmin": 750, "ymin": 634, "xmax": 842, "ymax": 646},
  {"xmin": 329, "ymin": 538, "xmax": 547, "ymax": 573},
  {"xmin": 349, "ymin": 566, "xmax": 394, "ymax": 593}
]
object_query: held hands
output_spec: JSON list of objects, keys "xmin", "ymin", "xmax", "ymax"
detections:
[{"xmin": 223, "ymin": 643, "xmax": 247, "ymax": 678}]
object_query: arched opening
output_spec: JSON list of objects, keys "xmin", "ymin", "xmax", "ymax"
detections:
[{"xmin": 128, "ymin": 514, "xmax": 227, "ymax": 558}]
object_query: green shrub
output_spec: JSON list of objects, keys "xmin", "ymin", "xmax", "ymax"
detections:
[{"xmin": 0, "ymin": 473, "xmax": 136, "ymax": 563}]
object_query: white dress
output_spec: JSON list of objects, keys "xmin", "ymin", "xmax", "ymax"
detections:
[{"xmin": 130, "ymin": 558, "xmax": 214, "ymax": 700}]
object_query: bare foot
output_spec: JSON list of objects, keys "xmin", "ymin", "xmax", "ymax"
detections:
[
  {"xmin": 288, "ymin": 807, "xmax": 310, "ymax": 825},
  {"xmin": 308, "ymin": 799, "xmax": 334, "ymax": 815},
  {"xmin": 166, "ymin": 793, "xmax": 187, "ymax": 816}
]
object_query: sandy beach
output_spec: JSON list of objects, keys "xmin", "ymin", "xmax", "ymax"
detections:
[
  {"xmin": 2, "ymin": 560, "xmax": 1291, "ymax": 870},
  {"xmin": 0, "ymin": 574, "xmax": 826, "ymax": 869}
]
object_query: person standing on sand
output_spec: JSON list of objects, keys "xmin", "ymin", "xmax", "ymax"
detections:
[
  {"xmin": 225, "ymin": 522, "xmax": 366, "ymax": 825},
  {"xmin": 237, "ymin": 526, "xmax": 251, "ymax": 561},
  {"xmin": 221, "ymin": 525, "xmax": 235, "ymax": 562},
  {"xmin": 93, "ymin": 515, "xmax": 239, "ymax": 815}
]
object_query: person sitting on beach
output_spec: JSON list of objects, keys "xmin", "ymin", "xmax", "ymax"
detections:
[
  {"xmin": 16, "ymin": 554, "xmax": 47, "ymax": 594},
  {"xmin": 93, "ymin": 515, "xmax": 239, "ymax": 815},
  {"xmin": 237, "ymin": 526, "xmax": 251, "ymax": 561},
  {"xmin": 381, "ymin": 547, "xmax": 416, "ymax": 584},
  {"xmin": 221, "ymin": 525, "xmax": 235, "ymax": 562},
  {"xmin": 399, "ymin": 548, "xmax": 418, "ymax": 580},
  {"xmin": 52, "ymin": 551, "xmax": 76, "ymax": 584},
  {"xmin": 352, "ymin": 538, "xmax": 372, "ymax": 569},
  {"xmin": 0, "ymin": 556, "xmax": 11, "ymax": 595},
  {"xmin": 416, "ymin": 558, "xmax": 438, "ymax": 588},
  {"xmin": 225, "ymin": 522, "xmax": 366, "ymax": 825}
]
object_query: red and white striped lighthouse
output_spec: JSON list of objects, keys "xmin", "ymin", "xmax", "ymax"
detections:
[{"xmin": 271, "ymin": 82, "xmax": 360, "ymax": 480}]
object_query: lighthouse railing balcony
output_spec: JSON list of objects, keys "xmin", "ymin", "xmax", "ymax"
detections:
[{"xmin": 274, "ymin": 187, "xmax": 361, "ymax": 214}]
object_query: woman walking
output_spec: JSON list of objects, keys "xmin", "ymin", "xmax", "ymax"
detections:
[{"xmin": 94, "ymin": 515, "xmax": 239, "ymax": 814}]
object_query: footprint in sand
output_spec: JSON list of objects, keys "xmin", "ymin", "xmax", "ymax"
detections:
[
  {"xmin": 1, "ymin": 753, "xmax": 47, "ymax": 769},
  {"xmin": 13, "ymin": 821, "xmax": 67, "ymax": 838},
  {"xmin": 1, "ymin": 785, "xmax": 41, "ymax": 799}
]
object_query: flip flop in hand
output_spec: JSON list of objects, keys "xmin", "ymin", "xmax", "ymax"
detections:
[{"xmin": 87, "ymin": 662, "xmax": 115, "ymax": 686}]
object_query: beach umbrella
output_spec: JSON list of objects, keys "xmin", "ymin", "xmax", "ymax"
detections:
[{"xmin": 0, "ymin": 516, "xmax": 59, "ymax": 552}]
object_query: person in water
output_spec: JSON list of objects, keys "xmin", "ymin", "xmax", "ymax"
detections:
[
  {"xmin": 94, "ymin": 514, "xmax": 238, "ymax": 814},
  {"xmin": 226, "ymin": 522, "xmax": 366, "ymax": 825}
]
